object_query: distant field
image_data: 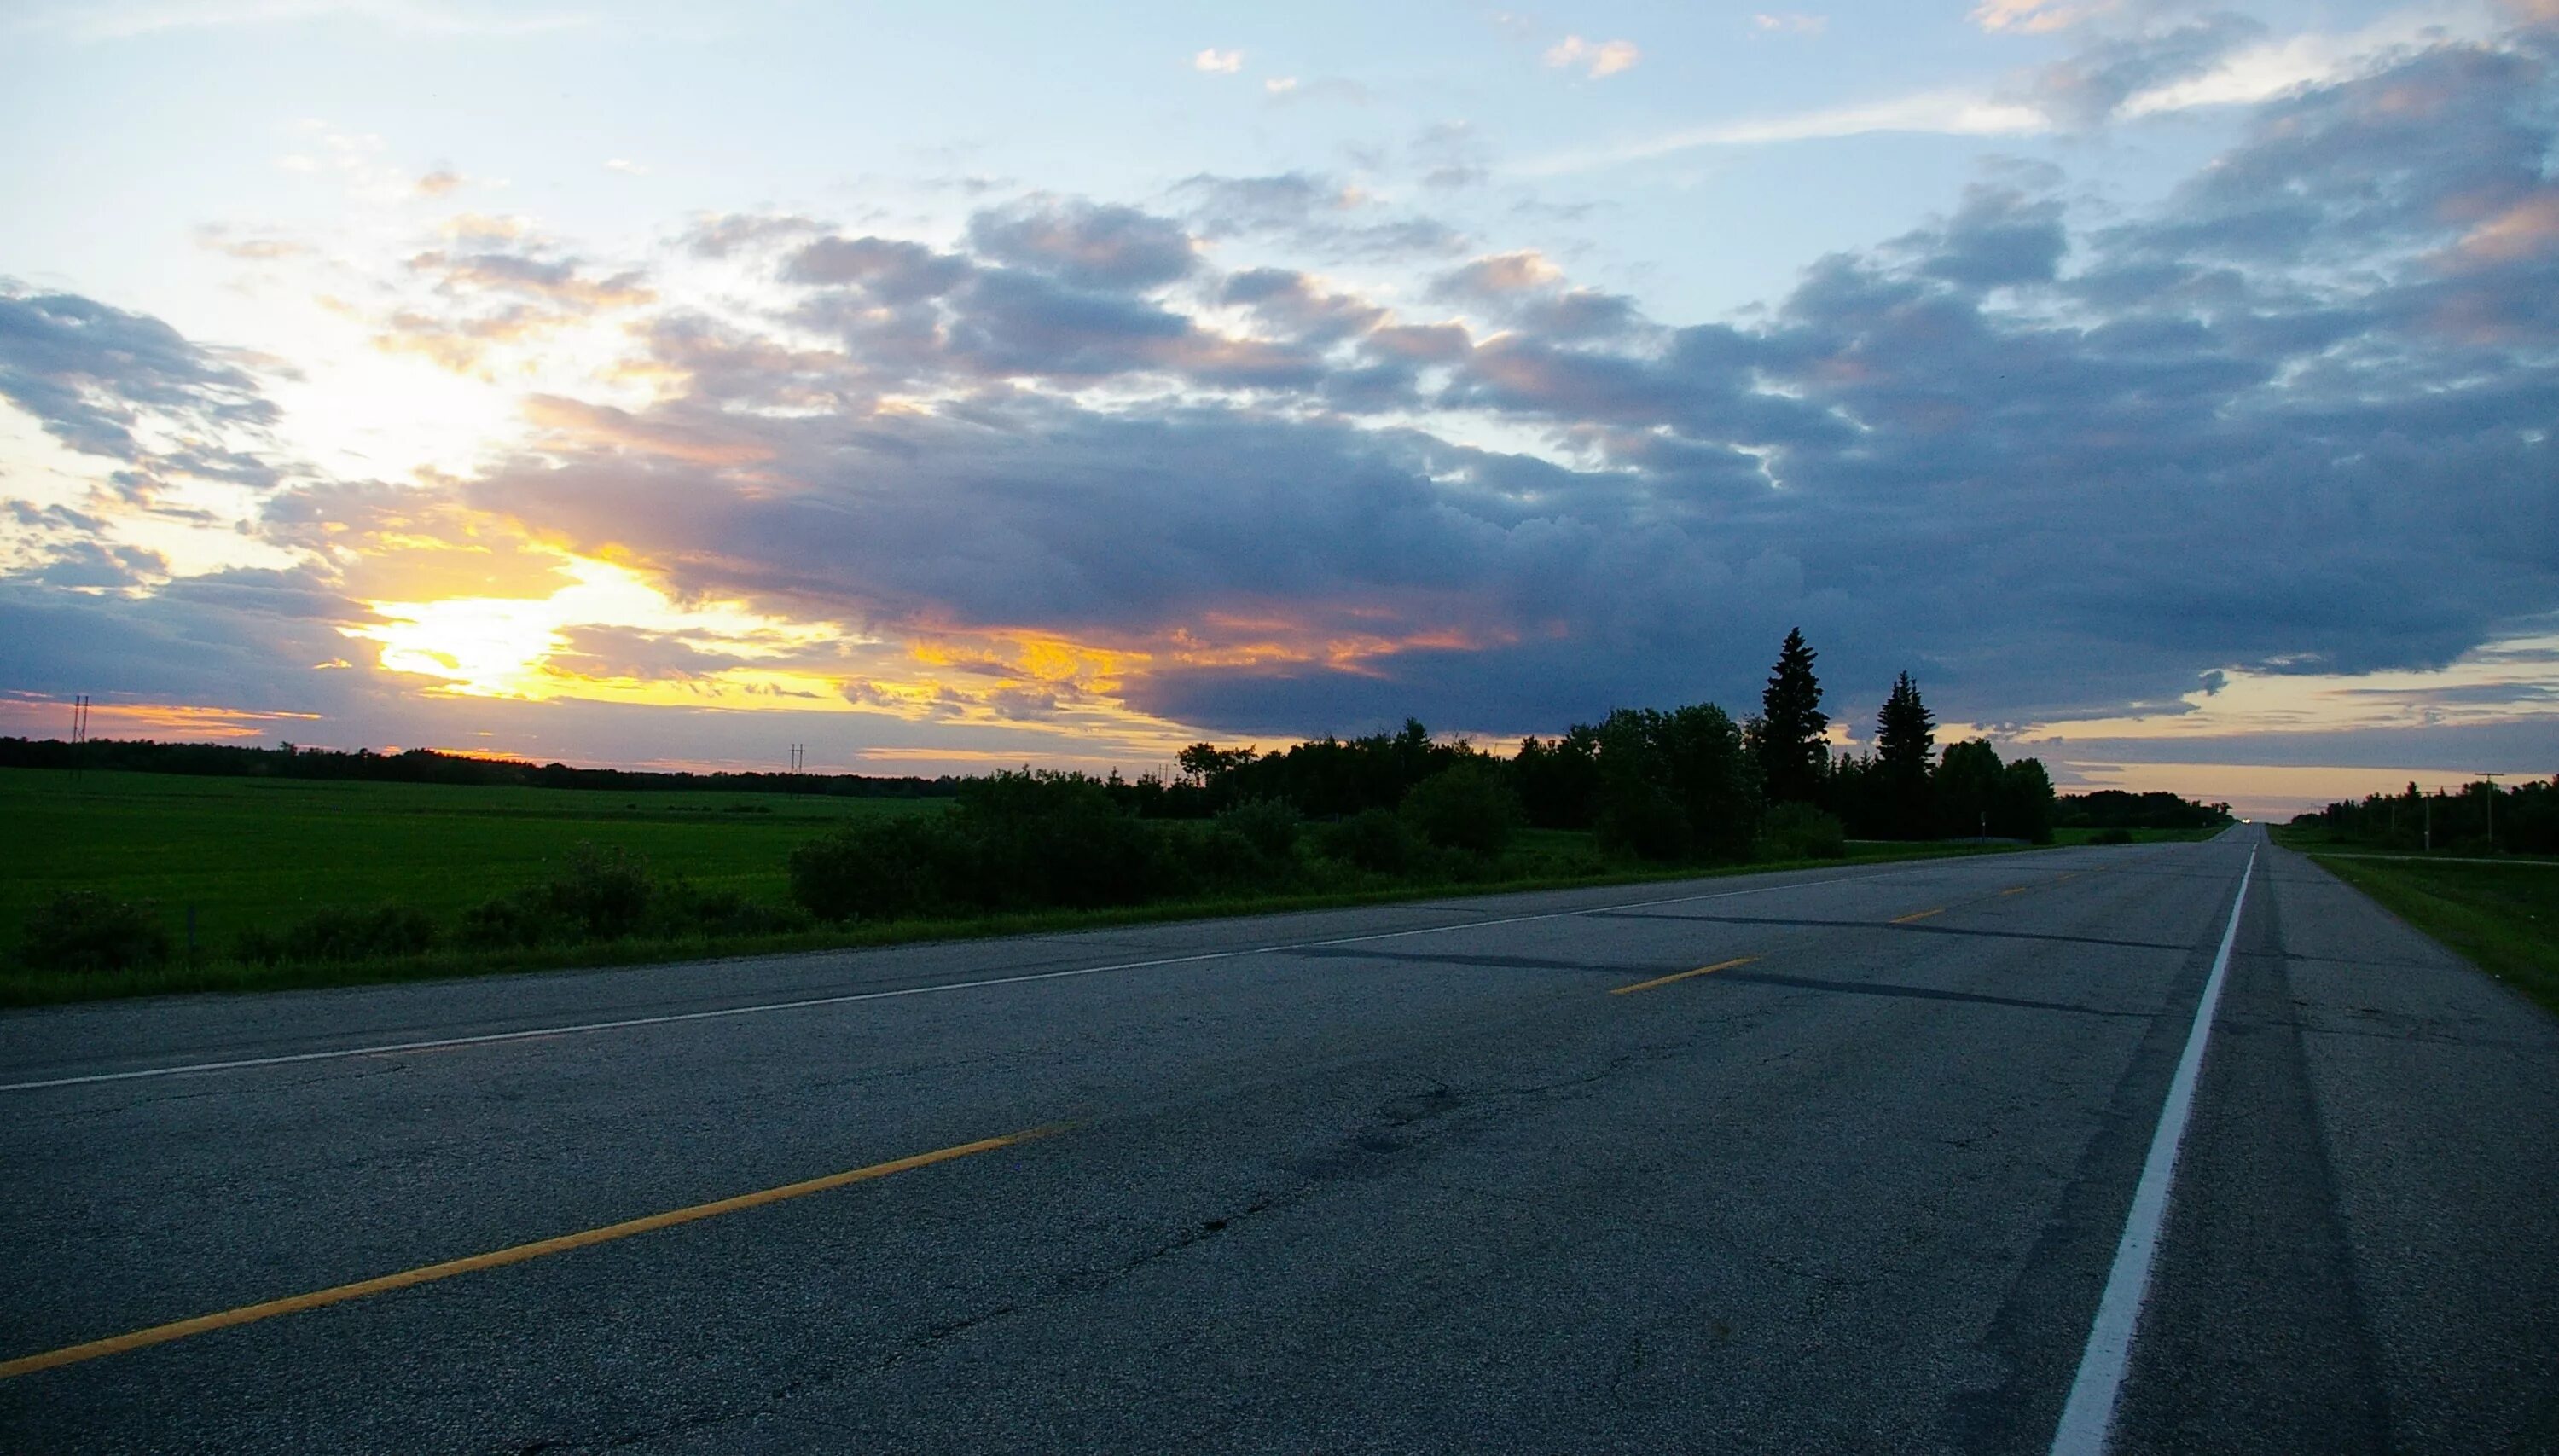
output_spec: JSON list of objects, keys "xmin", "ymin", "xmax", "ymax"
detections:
[
  {"xmin": 2050, "ymin": 826, "xmax": 2225, "ymax": 845},
  {"xmin": 2305, "ymin": 852, "xmax": 2559, "ymax": 1018},
  {"xmin": 0, "ymin": 769, "xmax": 940, "ymax": 957}
]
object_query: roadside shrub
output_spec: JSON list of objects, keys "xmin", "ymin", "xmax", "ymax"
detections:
[
  {"xmin": 1759, "ymin": 803, "xmax": 1848, "ymax": 861},
  {"xmin": 1170, "ymin": 822, "xmax": 1285, "ymax": 893},
  {"xmin": 235, "ymin": 904, "xmax": 440, "ymax": 965},
  {"xmin": 2092, "ymin": 827, "xmax": 2135, "ymax": 845},
  {"xmin": 1401, "ymin": 763, "xmax": 1524, "ymax": 856},
  {"xmin": 789, "ymin": 813, "xmax": 980, "ymax": 922},
  {"xmin": 959, "ymin": 771, "xmax": 1171, "ymax": 909},
  {"xmin": 659, "ymin": 884, "xmax": 812, "ymax": 938},
  {"xmin": 456, "ymin": 894, "xmax": 558, "ymax": 949},
  {"xmin": 538, "ymin": 842, "xmax": 655, "ymax": 939},
  {"xmin": 1316, "ymin": 808, "xmax": 1420, "ymax": 873},
  {"xmin": 1595, "ymin": 789, "xmax": 1690, "ymax": 861},
  {"xmin": 20, "ymin": 890, "xmax": 170, "ymax": 973},
  {"xmin": 1216, "ymin": 798, "xmax": 1303, "ymax": 859}
]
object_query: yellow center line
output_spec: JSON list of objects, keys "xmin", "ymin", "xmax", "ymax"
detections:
[
  {"xmin": 1999, "ymin": 887, "xmax": 2029, "ymax": 896},
  {"xmin": 1610, "ymin": 956, "xmax": 1758, "ymax": 995},
  {"xmin": 0, "ymin": 1125, "xmax": 1065, "ymax": 1382},
  {"xmin": 1891, "ymin": 908, "xmax": 1945, "ymax": 924}
]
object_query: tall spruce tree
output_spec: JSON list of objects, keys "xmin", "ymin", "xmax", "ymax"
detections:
[
  {"xmin": 1756, "ymin": 628, "xmax": 1829, "ymax": 805},
  {"xmin": 1875, "ymin": 671, "xmax": 1937, "ymax": 838}
]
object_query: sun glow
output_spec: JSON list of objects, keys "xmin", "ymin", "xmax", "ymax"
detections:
[{"xmin": 346, "ymin": 553, "xmax": 841, "ymax": 703}]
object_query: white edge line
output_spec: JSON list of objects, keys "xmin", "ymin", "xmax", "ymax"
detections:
[
  {"xmin": 2048, "ymin": 843, "xmax": 2258, "ymax": 1456},
  {"xmin": 3, "ymin": 850, "xmax": 2086, "ymax": 1095}
]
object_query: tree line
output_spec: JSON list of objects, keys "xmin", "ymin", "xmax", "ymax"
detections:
[
  {"xmin": 780, "ymin": 629, "xmax": 2096, "ymax": 925},
  {"xmin": 0, "ymin": 736, "xmax": 960, "ymax": 798},
  {"xmin": 2294, "ymin": 779, "xmax": 2558, "ymax": 856},
  {"xmin": 1134, "ymin": 629, "xmax": 2066, "ymax": 850}
]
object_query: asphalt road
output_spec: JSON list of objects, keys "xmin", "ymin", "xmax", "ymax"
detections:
[{"xmin": 3, "ymin": 827, "xmax": 2554, "ymax": 1453}]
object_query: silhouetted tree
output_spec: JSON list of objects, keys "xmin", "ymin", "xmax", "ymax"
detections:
[
  {"xmin": 1512, "ymin": 728, "xmax": 1603, "ymax": 829},
  {"xmin": 1752, "ymin": 628, "xmax": 1830, "ymax": 807},
  {"xmin": 1590, "ymin": 704, "xmax": 1761, "ymax": 861},
  {"xmin": 1995, "ymin": 757, "xmax": 2057, "ymax": 844},
  {"xmin": 1935, "ymin": 738, "xmax": 2004, "ymax": 838},
  {"xmin": 1874, "ymin": 672, "xmax": 1936, "ymax": 839}
]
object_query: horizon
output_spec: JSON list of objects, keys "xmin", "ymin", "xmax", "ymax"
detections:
[{"xmin": 4, "ymin": 1, "xmax": 2554, "ymax": 824}]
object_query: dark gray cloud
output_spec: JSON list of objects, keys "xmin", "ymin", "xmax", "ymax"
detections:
[
  {"xmin": 0, "ymin": 564, "xmax": 357, "ymax": 711},
  {"xmin": 966, "ymin": 197, "xmax": 1197, "ymax": 291},
  {"xmin": 0, "ymin": 287, "xmax": 280, "ymax": 470}
]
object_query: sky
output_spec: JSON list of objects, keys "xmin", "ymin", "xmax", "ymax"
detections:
[{"xmin": 2, "ymin": 0, "xmax": 2554, "ymax": 818}]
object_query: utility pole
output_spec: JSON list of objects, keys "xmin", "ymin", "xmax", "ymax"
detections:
[
  {"xmin": 2480, "ymin": 773, "xmax": 2500, "ymax": 847},
  {"xmin": 788, "ymin": 743, "xmax": 805, "ymax": 774}
]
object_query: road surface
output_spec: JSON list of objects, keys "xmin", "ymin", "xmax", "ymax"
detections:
[{"xmin": 3, "ymin": 826, "xmax": 2554, "ymax": 1453}]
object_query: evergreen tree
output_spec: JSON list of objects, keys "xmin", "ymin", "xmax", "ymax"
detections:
[
  {"xmin": 1875, "ymin": 672, "xmax": 1937, "ymax": 839},
  {"xmin": 1755, "ymin": 627, "xmax": 1829, "ymax": 806}
]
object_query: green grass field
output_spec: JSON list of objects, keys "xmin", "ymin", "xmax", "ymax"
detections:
[
  {"xmin": 0, "ymin": 769, "xmax": 2052, "ymax": 1005},
  {"xmin": 0, "ymin": 769, "xmax": 937, "ymax": 958},
  {"xmin": 2295, "ymin": 851, "xmax": 2558, "ymax": 1018}
]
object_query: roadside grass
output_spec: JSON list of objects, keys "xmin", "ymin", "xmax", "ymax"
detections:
[
  {"xmin": 2304, "ymin": 854, "xmax": 2559, "ymax": 1018},
  {"xmin": 0, "ymin": 774, "xmax": 2040, "ymax": 1006},
  {"xmin": 2050, "ymin": 826, "xmax": 2224, "ymax": 845}
]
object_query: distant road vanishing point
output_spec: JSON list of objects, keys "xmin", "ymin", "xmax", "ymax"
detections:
[{"xmin": 4, "ymin": 826, "xmax": 2554, "ymax": 1453}]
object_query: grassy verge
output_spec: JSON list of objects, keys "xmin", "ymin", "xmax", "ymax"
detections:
[
  {"xmin": 0, "ymin": 838, "xmax": 2036, "ymax": 1007},
  {"xmin": 2307, "ymin": 854, "xmax": 2559, "ymax": 1018}
]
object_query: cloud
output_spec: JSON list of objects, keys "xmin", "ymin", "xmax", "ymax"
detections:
[
  {"xmin": 193, "ymin": 224, "xmax": 313, "ymax": 261},
  {"xmin": 0, "ymin": 287, "xmax": 282, "ymax": 472},
  {"xmin": 1543, "ymin": 35, "xmax": 1641, "ymax": 78},
  {"xmin": 967, "ymin": 197, "xmax": 1197, "ymax": 291},
  {"xmin": 1521, "ymin": 89, "xmax": 2048, "ymax": 172},
  {"xmin": 1262, "ymin": 76, "xmax": 1372, "ymax": 107},
  {"xmin": 1192, "ymin": 47, "xmax": 1242, "ymax": 73},
  {"xmin": 1175, "ymin": 172, "xmax": 1467, "ymax": 258},
  {"xmin": 602, "ymin": 157, "xmax": 647, "ymax": 175},
  {"xmin": 1753, "ymin": 13, "xmax": 1827, "ymax": 36},
  {"xmin": 1971, "ymin": 0, "xmax": 2111, "ymax": 34},
  {"xmin": 363, "ymin": 232, "xmax": 658, "ymax": 372}
]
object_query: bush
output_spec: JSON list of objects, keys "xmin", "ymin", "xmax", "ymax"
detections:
[
  {"xmin": 1316, "ymin": 808, "xmax": 1421, "ymax": 873},
  {"xmin": 1216, "ymin": 798, "xmax": 1303, "ymax": 858},
  {"xmin": 1401, "ymin": 763, "xmax": 1525, "ymax": 856},
  {"xmin": 1760, "ymin": 802, "xmax": 1848, "ymax": 860},
  {"xmin": 659, "ymin": 884, "xmax": 813, "ymax": 938},
  {"xmin": 960, "ymin": 772, "xmax": 1171, "ymax": 909},
  {"xmin": 236, "ymin": 903, "xmax": 440, "ymax": 965},
  {"xmin": 1164, "ymin": 822, "xmax": 1285, "ymax": 893},
  {"xmin": 2092, "ymin": 827, "xmax": 2135, "ymax": 844},
  {"xmin": 538, "ymin": 842, "xmax": 656, "ymax": 939},
  {"xmin": 457, "ymin": 894, "xmax": 557, "ymax": 949},
  {"xmin": 20, "ymin": 890, "xmax": 169, "ymax": 973},
  {"xmin": 788, "ymin": 814, "xmax": 980, "ymax": 923},
  {"xmin": 1595, "ymin": 789, "xmax": 1690, "ymax": 861}
]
